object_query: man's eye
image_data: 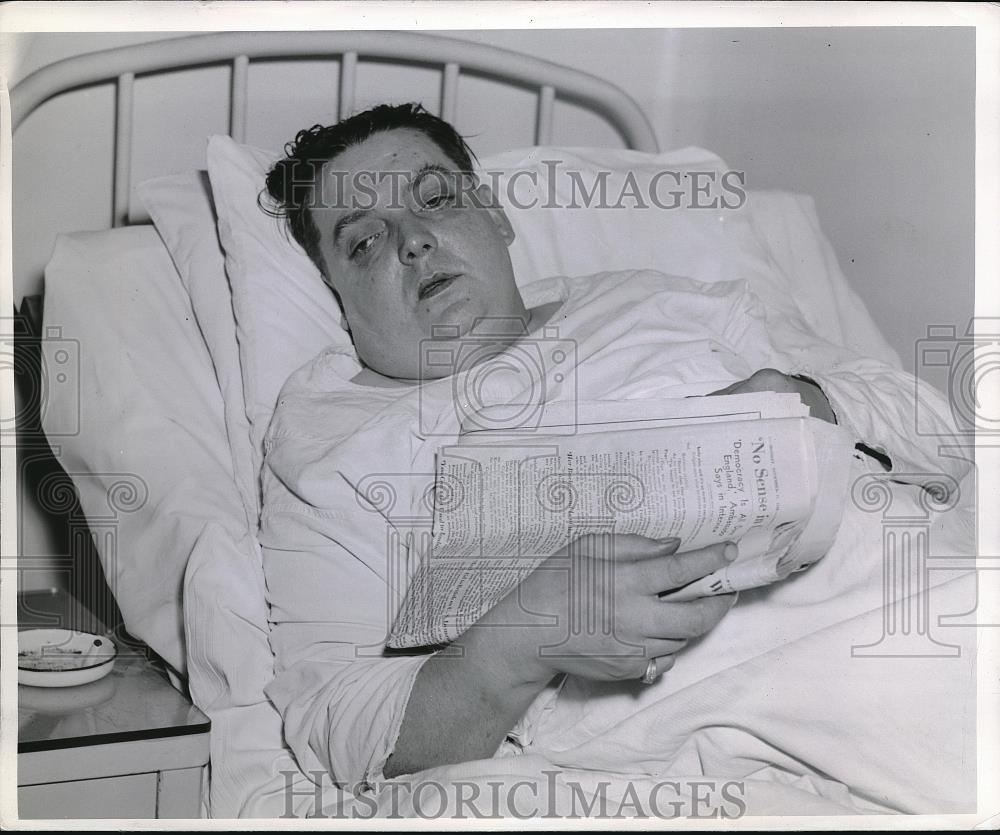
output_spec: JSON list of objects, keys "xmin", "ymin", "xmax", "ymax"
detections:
[
  {"xmin": 421, "ymin": 191, "xmax": 454, "ymax": 210},
  {"xmin": 350, "ymin": 231, "xmax": 382, "ymax": 259}
]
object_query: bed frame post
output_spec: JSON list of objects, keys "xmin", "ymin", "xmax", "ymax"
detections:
[
  {"xmin": 112, "ymin": 72, "xmax": 134, "ymax": 228},
  {"xmin": 230, "ymin": 55, "xmax": 249, "ymax": 142},
  {"xmin": 440, "ymin": 62, "xmax": 460, "ymax": 122},
  {"xmin": 536, "ymin": 84, "xmax": 555, "ymax": 145},
  {"xmin": 338, "ymin": 52, "xmax": 357, "ymax": 120}
]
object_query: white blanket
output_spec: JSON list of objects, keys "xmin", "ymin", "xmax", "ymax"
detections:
[{"xmin": 257, "ymin": 269, "xmax": 974, "ymax": 817}]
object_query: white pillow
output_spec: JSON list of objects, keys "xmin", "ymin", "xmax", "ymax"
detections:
[
  {"xmin": 485, "ymin": 145, "xmax": 801, "ymax": 321},
  {"xmin": 40, "ymin": 226, "xmax": 257, "ymax": 675},
  {"xmin": 206, "ymin": 136, "xmax": 352, "ymax": 473},
  {"xmin": 205, "ymin": 135, "xmax": 830, "ymax": 470},
  {"xmin": 136, "ymin": 171, "xmax": 259, "ymax": 519},
  {"xmin": 747, "ymin": 189, "xmax": 902, "ymax": 369}
]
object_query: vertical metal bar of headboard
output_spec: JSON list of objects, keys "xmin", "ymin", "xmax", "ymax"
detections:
[
  {"xmin": 339, "ymin": 51, "xmax": 357, "ymax": 120},
  {"xmin": 441, "ymin": 62, "xmax": 459, "ymax": 122},
  {"xmin": 112, "ymin": 72, "xmax": 134, "ymax": 227},
  {"xmin": 536, "ymin": 84, "xmax": 555, "ymax": 145},
  {"xmin": 230, "ymin": 55, "xmax": 249, "ymax": 142}
]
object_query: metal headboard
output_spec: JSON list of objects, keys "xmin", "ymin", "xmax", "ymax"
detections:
[{"xmin": 11, "ymin": 31, "xmax": 660, "ymax": 228}]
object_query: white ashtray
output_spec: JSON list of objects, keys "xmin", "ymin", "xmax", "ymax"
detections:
[{"xmin": 18, "ymin": 629, "xmax": 117, "ymax": 688}]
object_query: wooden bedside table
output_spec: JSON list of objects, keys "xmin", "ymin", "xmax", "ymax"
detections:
[{"xmin": 17, "ymin": 589, "xmax": 211, "ymax": 819}]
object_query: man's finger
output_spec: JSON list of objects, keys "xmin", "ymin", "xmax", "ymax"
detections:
[
  {"xmin": 707, "ymin": 378, "xmax": 749, "ymax": 396},
  {"xmin": 638, "ymin": 541, "xmax": 737, "ymax": 592},
  {"xmin": 642, "ymin": 637, "xmax": 688, "ymax": 658},
  {"xmin": 710, "ymin": 369, "xmax": 792, "ymax": 398},
  {"xmin": 651, "ymin": 593, "xmax": 737, "ymax": 639},
  {"xmin": 572, "ymin": 533, "xmax": 681, "ymax": 562}
]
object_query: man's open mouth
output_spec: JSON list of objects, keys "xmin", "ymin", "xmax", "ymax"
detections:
[{"xmin": 418, "ymin": 272, "xmax": 462, "ymax": 300}]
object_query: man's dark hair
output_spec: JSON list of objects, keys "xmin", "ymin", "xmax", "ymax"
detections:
[{"xmin": 264, "ymin": 102, "xmax": 477, "ymax": 275}]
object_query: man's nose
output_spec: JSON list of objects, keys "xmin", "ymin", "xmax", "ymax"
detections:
[{"xmin": 398, "ymin": 219, "xmax": 437, "ymax": 265}]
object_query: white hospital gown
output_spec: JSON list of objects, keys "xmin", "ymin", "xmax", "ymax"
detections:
[{"xmin": 260, "ymin": 270, "xmax": 969, "ymax": 794}]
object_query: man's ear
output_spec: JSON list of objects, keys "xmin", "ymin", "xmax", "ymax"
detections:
[
  {"xmin": 473, "ymin": 182, "xmax": 515, "ymax": 246},
  {"xmin": 336, "ymin": 303, "xmax": 351, "ymax": 334},
  {"xmin": 321, "ymin": 271, "xmax": 351, "ymax": 333}
]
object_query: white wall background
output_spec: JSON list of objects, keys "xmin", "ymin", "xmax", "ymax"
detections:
[
  {"xmin": 9, "ymin": 27, "xmax": 975, "ymax": 372},
  {"xmin": 7, "ymin": 27, "xmax": 975, "ymax": 584}
]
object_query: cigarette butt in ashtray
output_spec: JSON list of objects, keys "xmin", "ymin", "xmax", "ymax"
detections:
[{"xmin": 81, "ymin": 637, "xmax": 106, "ymax": 667}]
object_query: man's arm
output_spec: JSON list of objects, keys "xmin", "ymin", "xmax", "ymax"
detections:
[
  {"xmin": 385, "ymin": 536, "xmax": 738, "ymax": 778},
  {"xmin": 709, "ymin": 368, "xmax": 837, "ymax": 424},
  {"xmin": 717, "ymin": 286, "xmax": 971, "ymax": 486},
  {"xmin": 382, "ymin": 617, "xmax": 553, "ymax": 778}
]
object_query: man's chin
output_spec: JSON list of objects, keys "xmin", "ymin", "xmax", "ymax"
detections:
[{"xmin": 422, "ymin": 300, "xmax": 484, "ymax": 342}]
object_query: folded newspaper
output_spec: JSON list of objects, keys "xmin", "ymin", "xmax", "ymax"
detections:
[{"xmin": 387, "ymin": 392, "xmax": 855, "ymax": 648}]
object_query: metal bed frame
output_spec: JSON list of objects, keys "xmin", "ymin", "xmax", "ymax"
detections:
[{"xmin": 11, "ymin": 30, "xmax": 660, "ymax": 231}]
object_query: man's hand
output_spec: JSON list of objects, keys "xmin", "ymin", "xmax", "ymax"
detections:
[
  {"xmin": 478, "ymin": 535, "xmax": 738, "ymax": 685},
  {"xmin": 708, "ymin": 368, "xmax": 837, "ymax": 424}
]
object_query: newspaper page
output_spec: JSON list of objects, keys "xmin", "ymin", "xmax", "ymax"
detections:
[{"xmin": 388, "ymin": 394, "xmax": 854, "ymax": 648}]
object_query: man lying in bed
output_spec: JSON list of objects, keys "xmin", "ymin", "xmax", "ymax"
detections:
[{"xmin": 259, "ymin": 103, "xmax": 973, "ymax": 809}]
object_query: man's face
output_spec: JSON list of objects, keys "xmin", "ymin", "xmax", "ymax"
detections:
[{"xmin": 311, "ymin": 128, "xmax": 527, "ymax": 380}]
